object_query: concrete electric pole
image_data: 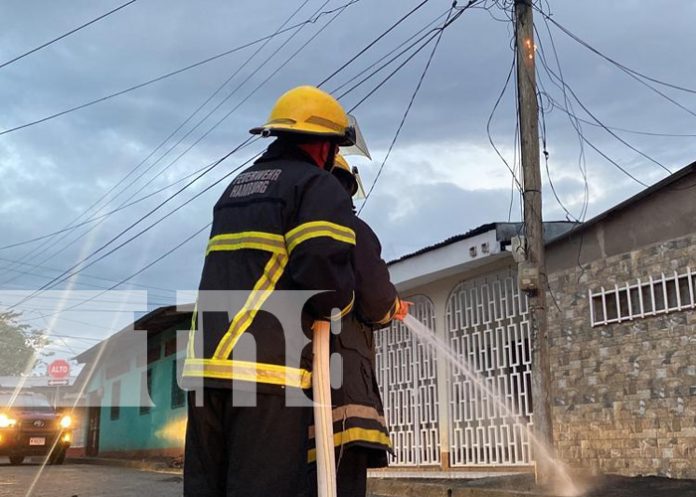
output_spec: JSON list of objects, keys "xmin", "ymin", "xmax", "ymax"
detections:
[{"xmin": 513, "ymin": 0, "xmax": 555, "ymax": 484}]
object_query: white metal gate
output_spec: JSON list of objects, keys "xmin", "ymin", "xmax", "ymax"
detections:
[
  {"xmin": 375, "ymin": 295, "xmax": 440, "ymax": 466},
  {"xmin": 446, "ymin": 270, "xmax": 534, "ymax": 466}
]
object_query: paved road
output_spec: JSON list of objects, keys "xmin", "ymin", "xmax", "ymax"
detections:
[{"xmin": 0, "ymin": 459, "xmax": 182, "ymax": 497}]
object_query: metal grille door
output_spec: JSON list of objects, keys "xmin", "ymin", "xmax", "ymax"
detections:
[
  {"xmin": 375, "ymin": 296, "xmax": 440, "ymax": 466},
  {"xmin": 446, "ymin": 270, "xmax": 534, "ymax": 466}
]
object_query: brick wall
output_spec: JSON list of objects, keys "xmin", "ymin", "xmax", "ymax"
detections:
[{"xmin": 547, "ymin": 233, "xmax": 696, "ymax": 478}]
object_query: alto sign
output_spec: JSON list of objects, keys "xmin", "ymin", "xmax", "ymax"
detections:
[{"xmin": 48, "ymin": 359, "xmax": 70, "ymax": 380}]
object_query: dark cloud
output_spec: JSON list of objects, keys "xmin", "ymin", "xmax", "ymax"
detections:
[{"xmin": 1, "ymin": 0, "xmax": 695, "ymax": 353}]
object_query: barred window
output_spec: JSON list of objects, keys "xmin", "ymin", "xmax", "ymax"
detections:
[{"xmin": 590, "ymin": 268, "xmax": 696, "ymax": 326}]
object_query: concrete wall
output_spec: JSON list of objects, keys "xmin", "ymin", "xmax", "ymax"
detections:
[{"xmin": 546, "ymin": 232, "xmax": 696, "ymax": 478}]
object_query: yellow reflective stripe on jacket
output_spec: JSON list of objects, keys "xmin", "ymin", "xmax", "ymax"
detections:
[
  {"xmin": 206, "ymin": 231, "xmax": 286, "ymax": 256},
  {"xmin": 376, "ymin": 297, "xmax": 400, "ymax": 326},
  {"xmin": 307, "ymin": 427, "xmax": 393, "ymax": 463},
  {"xmin": 182, "ymin": 358, "xmax": 311, "ymax": 389},
  {"xmin": 285, "ymin": 221, "xmax": 356, "ymax": 254},
  {"xmin": 213, "ymin": 253, "xmax": 289, "ymax": 360}
]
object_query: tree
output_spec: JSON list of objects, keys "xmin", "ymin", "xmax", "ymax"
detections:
[{"xmin": 0, "ymin": 311, "xmax": 51, "ymax": 376}]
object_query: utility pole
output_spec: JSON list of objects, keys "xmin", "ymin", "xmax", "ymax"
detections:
[{"xmin": 514, "ymin": 0, "xmax": 555, "ymax": 484}]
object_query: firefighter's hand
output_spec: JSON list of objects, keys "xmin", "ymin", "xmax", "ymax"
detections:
[{"xmin": 393, "ymin": 298, "xmax": 413, "ymax": 321}]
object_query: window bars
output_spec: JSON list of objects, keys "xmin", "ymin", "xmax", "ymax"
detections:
[
  {"xmin": 590, "ymin": 267, "xmax": 696, "ymax": 327},
  {"xmin": 446, "ymin": 270, "xmax": 534, "ymax": 466},
  {"xmin": 375, "ymin": 295, "xmax": 441, "ymax": 466}
]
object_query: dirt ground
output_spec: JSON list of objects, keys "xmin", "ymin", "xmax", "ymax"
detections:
[
  {"xmin": 580, "ymin": 475, "xmax": 696, "ymax": 497},
  {"xmin": 468, "ymin": 473, "xmax": 696, "ymax": 497},
  {"xmin": 382, "ymin": 473, "xmax": 696, "ymax": 497}
]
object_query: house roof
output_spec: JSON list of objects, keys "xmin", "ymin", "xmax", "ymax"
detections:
[
  {"xmin": 388, "ymin": 223, "xmax": 498, "ymax": 265},
  {"xmin": 388, "ymin": 221, "xmax": 577, "ymax": 266},
  {"xmin": 74, "ymin": 304, "xmax": 192, "ymax": 364},
  {"xmin": 386, "ymin": 221, "xmax": 577, "ymax": 291}
]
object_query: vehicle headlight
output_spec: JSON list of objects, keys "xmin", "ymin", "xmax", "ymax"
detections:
[
  {"xmin": 59, "ymin": 415, "xmax": 72, "ymax": 429},
  {"xmin": 0, "ymin": 413, "xmax": 17, "ymax": 428}
]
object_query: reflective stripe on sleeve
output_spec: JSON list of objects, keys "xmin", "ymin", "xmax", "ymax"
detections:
[
  {"xmin": 325, "ymin": 292, "xmax": 354, "ymax": 320},
  {"xmin": 182, "ymin": 358, "xmax": 311, "ymax": 389},
  {"xmin": 376, "ymin": 297, "xmax": 400, "ymax": 326},
  {"xmin": 308, "ymin": 405, "xmax": 387, "ymax": 439},
  {"xmin": 206, "ymin": 231, "xmax": 286, "ymax": 256},
  {"xmin": 307, "ymin": 427, "xmax": 392, "ymax": 463},
  {"xmin": 285, "ymin": 221, "xmax": 356, "ymax": 254}
]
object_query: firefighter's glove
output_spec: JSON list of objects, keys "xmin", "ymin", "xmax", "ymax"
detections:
[{"xmin": 393, "ymin": 298, "xmax": 413, "ymax": 321}]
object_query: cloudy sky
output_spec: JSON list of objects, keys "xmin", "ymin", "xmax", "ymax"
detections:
[{"xmin": 1, "ymin": 0, "xmax": 695, "ymax": 359}]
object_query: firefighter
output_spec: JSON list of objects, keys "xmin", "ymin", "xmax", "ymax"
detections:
[
  {"xmin": 307, "ymin": 155, "xmax": 411, "ymax": 497},
  {"xmin": 182, "ymin": 86, "xmax": 361, "ymax": 497}
]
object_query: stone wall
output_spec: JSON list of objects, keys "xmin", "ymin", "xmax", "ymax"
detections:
[{"xmin": 547, "ymin": 232, "xmax": 696, "ymax": 478}]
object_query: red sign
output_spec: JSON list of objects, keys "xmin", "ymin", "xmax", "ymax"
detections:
[{"xmin": 48, "ymin": 360, "xmax": 70, "ymax": 379}]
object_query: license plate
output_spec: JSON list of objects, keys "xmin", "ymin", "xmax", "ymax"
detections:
[{"xmin": 29, "ymin": 437, "xmax": 46, "ymax": 446}]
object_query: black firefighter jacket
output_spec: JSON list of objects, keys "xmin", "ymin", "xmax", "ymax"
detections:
[
  {"xmin": 182, "ymin": 140, "xmax": 356, "ymax": 394},
  {"xmin": 308, "ymin": 216, "xmax": 399, "ymax": 467}
]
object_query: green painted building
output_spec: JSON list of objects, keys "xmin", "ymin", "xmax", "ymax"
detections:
[{"xmin": 75, "ymin": 306, "xmax": 192, "ymax": 459}]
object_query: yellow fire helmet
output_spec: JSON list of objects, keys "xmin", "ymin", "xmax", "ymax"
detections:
[
  {"xmin": 250, "ymin": 85, "xmax": 353, "ymax": 144},
  {"xmin": 332, "ymin": 154, "xmax": 366, "ymax": 199}
]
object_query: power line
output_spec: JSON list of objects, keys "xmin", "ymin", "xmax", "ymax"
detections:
[
  {"xmin": 0, "ymin": 160, "xmax": 216, "ymax": 252},
  {"xmin": 329, "ymin": 10, "xmax": 450, "ymax": 95},
  {"xmin": 4, "ymin": 0, "xmax": 359, "ymax": 301},
  {"xmin": 486, "ymin": 47, "xmax": 523, "ymax": 192},
  {"xmin": 0, "ymin": 0, "xmax": 358, "ymax": 137},
  {"xmin": 0, "ymin": 0, "xmax": 138, "ymax": 70},
  {"xmin": 20, "ymin": 3, "xmax": 446, "ymax": 318},
  {"xmin": 534, "ymin": 16, "xmax": 590, "ymax": 221},
  {"xmin": 546, "ymin": 102, "xmax": 696, "ymax": 138},
  {"xmin": 533, "ymin": 47, "xmax": 659, "ymax": 186},
  {"xmin": 537, "ymin": 8, "xmax": 696, "ymax": 96},
  {"xmin": 0, "ymin": 0, "xmax": 323, "ymax": 285},
  {"xmin": 0, "ymin": 0, "xmax": 324, "ymax": 283},
  {"xmin": 535, "ymin": 6, "xmax": 696, "ymax": 121},
  {"xmin": 534, "ymin": 26, "xmax": 587, "ymax": 222},
  {"xmin": 7, "ymin": 141, "xmax": 258, "ymax": 310},
  {"xmin": 528, "ymin": 14, "xmax": 652, "ymax": 189},
  {"xmin": 109, "ymin": 0, "xmax": 334, "ymax": 211},
  {"xmin": 539, "ymin": 54, "xmax": 672, "ymax": 175},
  {"xmin": 8, "ymin": 0, "xmax": 441, "ymax": 312},
  {"xmin": 22, "ymin": 223, "xmax": 213, "ymax": 320},
  {"xmin": 0, "ymin": 257, "xmax": 174, "ymax": 297},
  {"xmin": 359, "ymin": 3, "xmax": 473, "ymax": 213},
  {"xmin": 24, "ymin": 0, "xmax": 349, "ymax": 286},
  {"xmin": 319, "ymin": 0, "xmax": 434, "ymax": 87},
  {"xmin": 347, "ymin": 30, "xmax": 441, "ymax": 114},
  {"xmin": 14, "ymin": 152, "xmax": 260, "ymax": 318},
  {"xmin": 335, "ymin": 21, "xmax": 445, "ymax": 101}
]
